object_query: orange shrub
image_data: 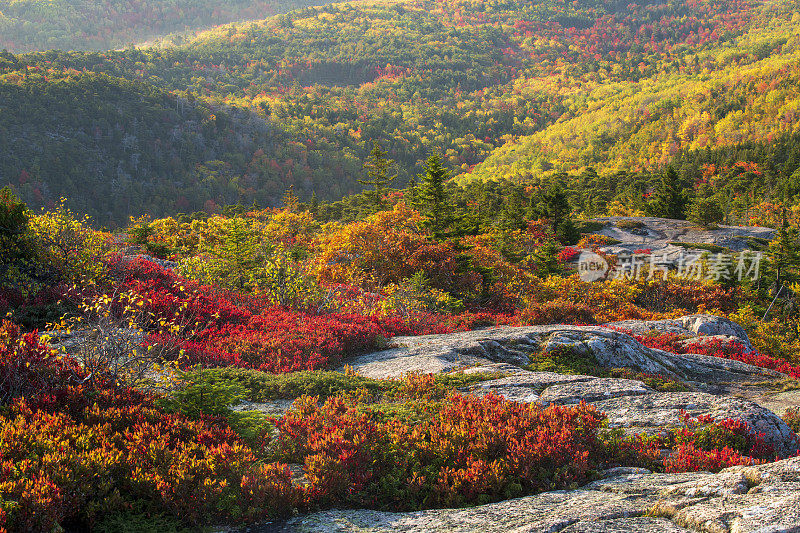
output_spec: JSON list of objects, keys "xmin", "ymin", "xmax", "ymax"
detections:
[
  {"xmin": 0, "ymin": 324, "xmax": 300, "ymax": 532},
  {"xmin": 519, "ymin": 299, "xmax": 596, "ymax": 325},
  {"xmin": 311, "ymin": 203, "xmax": 471, "ymax": 294}
]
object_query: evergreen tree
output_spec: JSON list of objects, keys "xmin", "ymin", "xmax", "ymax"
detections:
[
  {"xmin": 646, "ymin": 166, "xmax": 688, "ymax": 219},
  {"xmin": 531, "ymin": 240, "xmax": 563, "ymax": 279},
  {"xmin": 417, "ymin": 152, "xmax": 456, "ymax": 239},
  {"xmin": 687, "ymin": 195, "xmax": 724, "ymax": 228},
  {"xmin": 531, "ymin": 183, "xmax": 578, "ymax": 245},
  {"xmin": 768, "ymin": 210, "xmax": 800, "ymax": 289},
  {"xmin": 498, "ymin": 188, "xmax": 527, "ymax": 232},
  {"xmin": 308, "ymin": 192, "xmax": 319, "ymax": 215},
  {"xmin": 405, "ymin": 175, "xmax": 418, "ymax": 206},
  {"xmin": 0, "ymin": 187, "xmax": 32, "ymax": 284},
  {"xmin": 358, "ymin": 141, "xmax": 396, "ymax": 211}
]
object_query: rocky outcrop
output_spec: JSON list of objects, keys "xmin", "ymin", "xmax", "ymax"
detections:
[
  {"xmin": 263, "ymin": 456, "xmax": 800, "ymax": 532},
  {"xmin": 343, "ymin": 315, "xmax": 776, "ymax": 386},
  {"xmin": 338, "ymin": 315, "xmax": 799, "ymax": 457},
  {"xmin": 40, "ymin": 327, "xmax": 144, "ymax": 354},
  {"xmin": 230, "ymin": 314, "xmax": 800, "ymax": 533},
  {"xmin": 585, "ymin": 216, "xmax": 773, "ymax": 256}
]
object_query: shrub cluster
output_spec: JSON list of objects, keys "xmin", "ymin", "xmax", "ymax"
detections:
[
  {"xmin": 277, "ymin": 392, "xmax": 608, "ymax": 510},
  {"xmin": 0, "ymin": 322, "xmax": 299, "ymax": 533}
]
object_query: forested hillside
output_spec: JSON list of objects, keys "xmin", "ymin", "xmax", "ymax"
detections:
[
  {"xmin": 3, "ymin": 0, "xmax": 800, "ymax": 225},
  {"xmin": 0, "ymin": 0, "xmax": 318, "ymax": 52}
]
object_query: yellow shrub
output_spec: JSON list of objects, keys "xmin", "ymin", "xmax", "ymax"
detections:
[{"xmin": 28, "ymin": 200, "xmax": 109, "ymax": 282}]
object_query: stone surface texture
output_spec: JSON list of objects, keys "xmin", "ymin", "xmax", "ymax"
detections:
[
  {"xmin": 252, "ymin": 457, "xmax": 800, "ymax": 533},
  {"xmin": 587, "ymin": 216, "xmax": 774, "ymax": 256},
  {"xmin": 337, "ymin": 315, "xmax": 798, "ymax": 455}
]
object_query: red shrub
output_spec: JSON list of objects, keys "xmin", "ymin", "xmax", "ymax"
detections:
[
  {"xmin": 277, "ymin": 392, "xmax": 608, "ymax": 510},
  {"xmin": 664, "ymin": 444, "xmax": 756, "ymax": 472},
  {"xmin": 0, "ymin": 321, "xmax": 83, "ymax": 404},
  {"xmin": 0, "ymin": 323, "xmax": 299, "ymax": 532},
  {"xmin": 558, "ymin": 247, "xmax": 581, "ymax": 263}
]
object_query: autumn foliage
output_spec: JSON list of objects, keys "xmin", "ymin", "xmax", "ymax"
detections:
[{"xmin": 0, "ymin": 322, "xmax": 299, "ymax": 532}]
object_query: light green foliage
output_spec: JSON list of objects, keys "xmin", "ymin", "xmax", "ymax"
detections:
[
  {"xmin": 260, "ymin": 244, "xmax": 322, "ymax": 307},
  {"xmin": 27, "ymin": 199, "xmax": 109, "ymax": 283},
  {"xmin": 157, "ymin": 370, "xmax": 272, "ymax": 447},
  {"xmin": 383, "ymin": 271, "xmax": 465, "ymax": 317},
  {"xmin": 178, "ymin": 216, "xmax": 321, "ymax": 304},
  {"xmin": 185, "ymin": 366, "xmax": 500, "ymax": 403}
]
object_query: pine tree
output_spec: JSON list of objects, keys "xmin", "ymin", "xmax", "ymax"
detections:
[
  {"xmin": 687, "ymin": 195, "xmax": 724, "ymax": 228},
  {"xmin": 358, "ymin": 141, "xmax": 396, "ymax": 211},
  {"xmin": 417, "ymin": 152, "xmax": 456, "ymax": 239},
  {"xmin": 769, "ymin": 209, "xmax": 800, "ymax": 288},
  {"xmin": 532, "ymin": 183, "xmax": 577, "ymax": 244},
  {"xmin": 531, "ymin": 240, "xmax": 563, "ymax": 279},
  {"xmin": 405, "ymin": 175, "xmax": 418, "ymax": 206},
  {"xmin": 308, "ymin": 192, "xmax": 319, "ymax": 215},
  {"xmin": 646, "ymin": 166, "xmax": 688, "ymax": 219},
  {"xmin": 0, "ymin": 187, "xmax": 32, "ymax": 284}
]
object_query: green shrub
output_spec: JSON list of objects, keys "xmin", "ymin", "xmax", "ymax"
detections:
[
  {"xmin": 574, "ymin": 220, "xmax": 607, "ymax": 233},
  {"xmin": 156, "ymin": 370, "xmax": 272, "ymax": 447},
  {"xmin": 192, "ymin": 367, "xmax": 390, "ymax": 401},
  {"xmin": 616, "ymin": 219, "xmax": 645, "ymax": 230},
  {"xmin": 94, "ymin": 505, "xmax": 194, "ymax": 533},
  {"xmin": 527, "ymin": 344, "xmax": 600, "ymax": 375},
  {"xmin": 186, "ymin": 367, "xmax": 500, "ymax": 404},
  {"xmin": 607, "ymin": 368, "xmax": 688, "ymax": 392}
]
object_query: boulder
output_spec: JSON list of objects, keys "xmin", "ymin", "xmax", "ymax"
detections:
[
  {"xmin": 340, "ymin": 316, "xmax": 799, "ymax": 457},
  {"xmin": 344, "ymin": 320, "xmax": 776, "ymax": 386}
]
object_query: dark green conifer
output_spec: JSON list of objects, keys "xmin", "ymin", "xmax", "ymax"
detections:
[
  {"xmin": 646, "ymin": 166, "xmax": 688, "ymax": 220},
  {"xmin": 417, "ymin": 152, "xmax": 456, "ymax": 239},
  {"xmin": 358, "ymin": 141, "xmax": 396, "ymax": 211}
]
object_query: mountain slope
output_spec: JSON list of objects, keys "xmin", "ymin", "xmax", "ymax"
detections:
[
  {"xmin": 3, "ymin": 0, "xmax": 800, "ymax": 224},
  {"xmin": 0, "ymin": 67, "xmax": 326, "ymax": 224},
  {"xmin": 462, "ymin": 1, "xmax": 800, "ymax": 182},
  {"xmin": 0, "ymin": 0, "xmax": 318, "ymax": 52}
]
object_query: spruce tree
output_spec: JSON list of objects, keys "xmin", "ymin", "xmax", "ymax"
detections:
[
  {"xmin": 215, "ymin": 217, "xmax": 260, "ymax": 291},
  {"xmin": 358, "ymin": 141, "xmax": 396, "ymax": 211},
  {"xmin": 646, "ymin": 166, "xmax": 688, "ymax": 219},
  {"xmin": 417, "ymin": 152, "xmax": 456, "ymax": 239},
  {"xmin": 405, "ymin": 175, "xmax": 418, "ymax": 206},
  {"xmin": 769, "ymin": 210, "xmax": 800, "ymax": 288},
  {"xmin": 0, "ymin": 187, "xmax": 32, "ymax": 284},
  {"xmin": 282, "ymin": 185, "xmax": 299, "ymax": 212},
  {"xmin": 532, "ymin": 183, "xmax": 578, "ymax": 244},
  {"xmin": 308, "ymin": 192, "xmax": 319, "ymax": 215}
]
